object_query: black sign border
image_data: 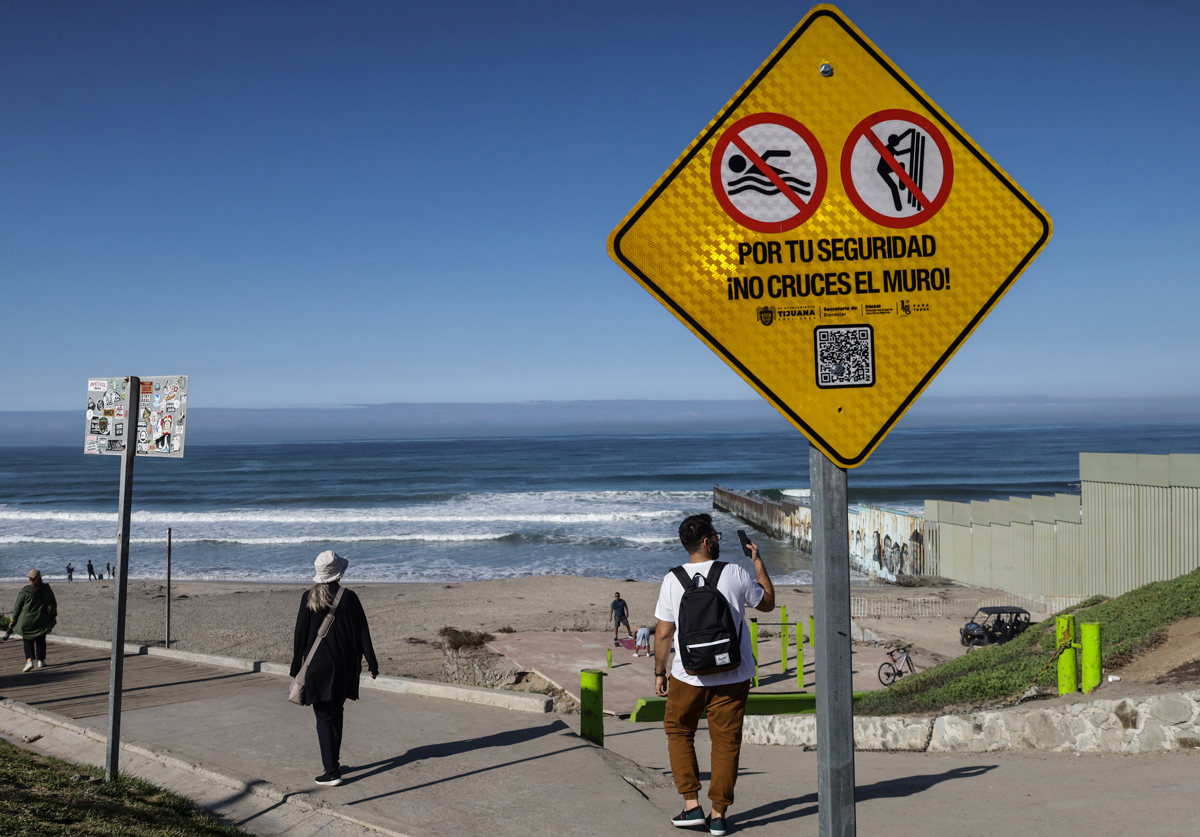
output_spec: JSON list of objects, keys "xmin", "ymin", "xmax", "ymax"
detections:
[{"xmin": 610, "ymin": 8, "xmax": 1052, "ymax": 467}]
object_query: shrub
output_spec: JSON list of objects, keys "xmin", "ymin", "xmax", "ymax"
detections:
[{"xmin": 438, "ymin": 627, "xmax": 494, "ymax": 650}]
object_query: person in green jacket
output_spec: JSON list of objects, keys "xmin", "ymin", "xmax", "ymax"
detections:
[{"xmin": 3, "ymin": 569, "xmax": 58, "ymax": 672}]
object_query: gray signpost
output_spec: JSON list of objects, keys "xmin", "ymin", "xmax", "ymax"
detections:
[
  {"xmin": 810, "ymin": 445, "xmax": 855, "ymax": 837},
  {"xmin": 85, "ymin": 375, "xmax": 188, "ymax": 781},
  {"xmin": 106, "ymin": 377, "xmax": 139, "ymax": 781},
  {"xmin": 165, "ymin": 527, "xmax": 173, "ymax": 649}
]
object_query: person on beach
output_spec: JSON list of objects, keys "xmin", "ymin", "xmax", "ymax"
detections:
[
  {"xmin": 634, "ymin": 624, "xmax": 651, "ymax": 657},
  {"xmin": 609, "ymin": 591, "xmax": 633, "ymax": 645},
  {"xmin": 290, "ymin": 550, "xmax": 379, "ymax": 788},
  {"xmin": 3, "ymin": 569, "xmax": 59, "ymax": 672},
  {"xmin": 654, "ymin": 514, "xmax": 774, "ymax": 835},
  {"xmin": 66, "ymin": 563, "xmax": 74, "ymax": 582},
  {"xmin": 87, "ymin": 560, "xmax": 96, "ymax": 580}
]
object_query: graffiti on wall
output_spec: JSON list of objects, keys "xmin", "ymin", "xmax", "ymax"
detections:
[{"xmin": 713, "ymin": 485, "xmax": 925, "ymax": 583}]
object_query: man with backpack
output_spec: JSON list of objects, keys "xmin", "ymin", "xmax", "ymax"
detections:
[{"xmin": 654, "ymin": 514, "xmax": 774, "ymax": 835}]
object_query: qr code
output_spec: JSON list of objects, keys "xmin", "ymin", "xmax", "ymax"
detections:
[{"xmin": 815, "ymin": 325, "xmax": 874, "ymax": 388}]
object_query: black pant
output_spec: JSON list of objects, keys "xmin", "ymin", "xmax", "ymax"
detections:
[
  {"xmin": 313, "ymin": 698, "xmax": 346, "ymax": 774},
  {"xmin": 23, "ymin": 636, "xmax": 46, "ymax": 661}
]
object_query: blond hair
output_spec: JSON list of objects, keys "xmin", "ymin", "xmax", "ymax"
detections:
[{"xmin": 307, "ymin": 582, "xmax": 334, "ymax": 613}]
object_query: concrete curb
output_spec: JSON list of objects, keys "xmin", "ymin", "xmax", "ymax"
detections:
[
  {"xmin": 742, "ymin": 689, "xmax": 1200, "ymax": 753},
  {"xmin": 0, "ymin": 697, "xmax": 411, "ymax": 837},
  {"xmin": 41, "ymin": 634, "xmax": 553, "ymax": 714}
]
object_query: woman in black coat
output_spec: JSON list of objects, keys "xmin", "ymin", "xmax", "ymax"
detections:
[{"xmin": 290, "ymin": 550, "xmax": 379, "ymax": 787}]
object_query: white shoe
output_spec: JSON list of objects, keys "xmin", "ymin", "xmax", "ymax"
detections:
[
  {"xmin": 36, "ymin": 661, "xmax": 45, "ymax": 669},
  {"xmin": 22, "ymin": 661, "xmax": 33, "ymax": 672}
]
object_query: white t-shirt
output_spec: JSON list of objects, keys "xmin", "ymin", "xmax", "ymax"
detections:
[{"xmin": 654, "ymin": 560, "xmax": 765, "ymax": 687}]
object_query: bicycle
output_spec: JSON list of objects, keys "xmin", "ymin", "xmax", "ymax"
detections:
[{"xmin": 878, "ymin": 643, "xmax": 917, "ymax": 686}]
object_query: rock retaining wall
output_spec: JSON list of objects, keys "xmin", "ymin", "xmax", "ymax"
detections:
[
  {"xmin": 442, "ymin": 646, "xmax": 522, "ymax": 688},
  {"xmin": 742, "ymin": 690, "xmax": 1200, "ymax": 754}
]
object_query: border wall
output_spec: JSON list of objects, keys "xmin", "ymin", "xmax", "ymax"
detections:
[
  {"xmin": 712, "ymin": 485, "xmax": 926, "ymax": 583},
  {"xmin": 716, "ymin": 452, "xmax": 1200, "ymax": 610},
  {"xmin": 927, "ymin": 453, "xmax": 1200, "ymax": 608}
]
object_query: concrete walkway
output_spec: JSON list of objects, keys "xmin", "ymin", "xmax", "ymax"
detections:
[
  {"xmin": 0, "ymin": 640, "xmax": 658, "ymax": 837},
  {"xmin": 566, "ymin": 713, "xmax": 1200, "ymax": 837},
  {"xmin": 4, "ymin": 639, "xmax": 1199, "ymax": 837}
]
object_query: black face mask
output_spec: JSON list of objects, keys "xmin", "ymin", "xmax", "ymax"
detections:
[{"xmin": 709, "ymin": 537, "xmax": 720, "ymax": 561}]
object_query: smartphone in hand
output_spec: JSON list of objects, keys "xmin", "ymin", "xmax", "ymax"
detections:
[{"xmin": 737, "ymin": 529, "xmax": 753, "ymax": 557}]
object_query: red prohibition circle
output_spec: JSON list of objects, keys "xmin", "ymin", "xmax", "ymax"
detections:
[
  {"xmin": 840, "ymin": 109, "xmax": 954, "ymax": 229},
  {"xmin": 710, "ymin": 112, "xmax": 827, "ymax": 234}
]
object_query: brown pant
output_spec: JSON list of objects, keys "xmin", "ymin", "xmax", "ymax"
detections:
[{"xmin": 663, "ymin": 676, "xmax": 751, "ymax": 812}]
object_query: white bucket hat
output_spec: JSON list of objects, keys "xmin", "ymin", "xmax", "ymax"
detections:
[{"xmin": 312, "ymin": 550, "xmax": 348, "ymax": 584}]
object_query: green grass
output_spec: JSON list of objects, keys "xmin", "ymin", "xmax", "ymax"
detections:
[
  {"xmin": 0, "ymin": 740, "xmax": 248, "ymax": 837},
  {"xmin": 857, "ymin": 566, "xmax": 1200, "ymax": 716}
]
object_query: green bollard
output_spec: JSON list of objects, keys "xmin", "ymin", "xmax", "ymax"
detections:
[
  {"xmin": 796, "ymin": 622, "xmax": 805, "ymax": 689},
  {"xmin": 781, "ymin": 605, "xmax": 789, "ymax": 675},
  {"xmin": 1081, "ymin": 622, "xmax": 1101, "ymax": 694},
  {"xmin": 809, "ymin": 614, "xmax": 815, "ymax": 648},
  {"xmin": 606, "ymin": 648, "xmax": 612, "ymax": 669},
  {"xmin": 1056, "ymin": 614, "xmax": 1078, "ymax": 695},
  {"xmin": 1055, "ymin": 613, "xmax": 1076, "ymax": 651},
  {"xmin": 580, "ymin": 669, "xmax": 606, "ymax": 746},
  {"xmin": 750, "ymin": 617, "xmax": 759, "ymax": 687}
]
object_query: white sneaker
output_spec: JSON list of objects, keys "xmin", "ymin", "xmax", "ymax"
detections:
[
  {"xmin": 36, "ymin": 661, "xmax": 45, "ymax": 669},
  {"xmin": 22, "ymin": 661, "xmax": 33, "ymax": 672}
]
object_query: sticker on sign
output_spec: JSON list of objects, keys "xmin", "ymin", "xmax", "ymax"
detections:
[{"xmin": 710, "ymin": 113, "xmax": 826, "ymax": 233}]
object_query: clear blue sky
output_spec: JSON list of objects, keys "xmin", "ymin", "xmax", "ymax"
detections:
[{"xmin": 3, "ymin": 1, "xmax": 1198, "ymax": 411}]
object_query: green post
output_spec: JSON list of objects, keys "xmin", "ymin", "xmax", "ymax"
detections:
[
  {"xmin": 580, "ymin": 669, "xmax": 605, "ymax": 746},
  {"xmin": 750, "ymin": 617, "xmax": 759, "ymax": 687},
  {"xmin": 809, "ymin": 614, "xmax": 815, "ymax": 648},
  {"xmin": 781, "ymin": 605, "xmax": 789, "ymax": 675},
  {"xmin": 796, "ymin": 621, "xmax": 805, "ymax": 689},
  {"xmin": 1056, "ymin": 614, "xmax": 1078, "ymax": 695},
  {"xmin": 1081, "ymin": 622, "xmax": 1101, "ymax": 694},
  {"xmin": 606, "ymin": 648, "xmax": 612, "ymax": 669}
]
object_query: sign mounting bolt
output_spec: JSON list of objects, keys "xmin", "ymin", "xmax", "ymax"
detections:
[{"xmin": 819, "ymin": 63, "xmax": 833, "ymax": 77}]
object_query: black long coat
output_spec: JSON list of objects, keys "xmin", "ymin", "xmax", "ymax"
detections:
[{"xmin": 290, "ymin": 583, "xmax": 379, "ymax": 703}]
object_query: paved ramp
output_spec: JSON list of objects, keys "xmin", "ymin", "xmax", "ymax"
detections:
[
  {"xmin": 0, "ymin": 639, "xmax": 662, "ymax": 837},
  {"xmin": 0, "ymin": 642, "xmax": 279, "ymax": 718}
]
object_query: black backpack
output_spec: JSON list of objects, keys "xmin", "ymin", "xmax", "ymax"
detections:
[{"xmin": 671, "ymin": 562, "xmax": 742, "ymax": 676}]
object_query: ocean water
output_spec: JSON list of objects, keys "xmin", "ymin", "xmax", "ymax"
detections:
[{"xmin": 2, "ymin": 423, "xmax": 1199, "ymax": 586}]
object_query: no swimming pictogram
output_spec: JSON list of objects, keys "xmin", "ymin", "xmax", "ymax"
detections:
[
  {"xmin": 710, "ymin": 113, "xmax": 826, "ymax": 234},
  {"xmin": 841, "ymin": 109, "xmax": 953, "ymax": 228}
]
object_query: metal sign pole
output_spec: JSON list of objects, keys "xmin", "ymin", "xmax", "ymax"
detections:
[
  {"xmin": 165, "ymin": 527, "xmax": 172, "ymax": 648},
  {"xmin": 810, "ymin": 442, "xmax": 855, "ymax": 837},
  {"xmin": 105, "ymin": 376, "xmax": 140, "ymax": 782}
]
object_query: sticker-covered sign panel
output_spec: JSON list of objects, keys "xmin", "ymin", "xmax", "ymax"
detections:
[
  {"xmin": 84, "ymin": 376, "xmax": 188, "ymax": 457},
  {"xmin": 607, "ymin": 4, "xmax": 1051, "ymax": 467}
]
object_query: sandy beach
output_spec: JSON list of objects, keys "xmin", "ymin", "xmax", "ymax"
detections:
[{"xmin": 0, "ymin": 574, "xmax": 1013, "ymax": 682}]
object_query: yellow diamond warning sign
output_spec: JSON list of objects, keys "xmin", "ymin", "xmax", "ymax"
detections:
[{"xmin": 607, "ymin": 4, "xmax": 1051, "ymax": 468}]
